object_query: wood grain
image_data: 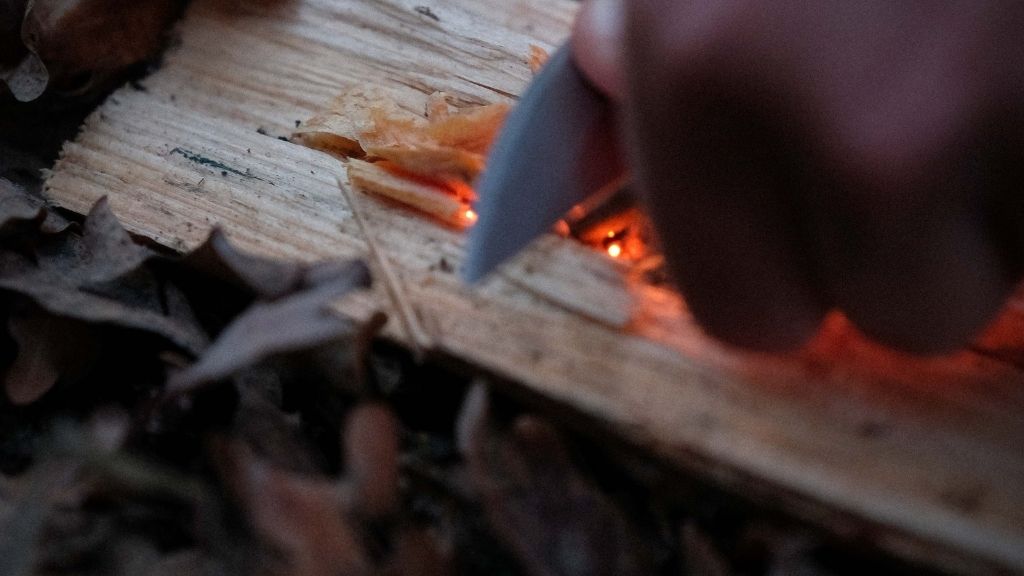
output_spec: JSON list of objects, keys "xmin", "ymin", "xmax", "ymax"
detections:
[{"xmin": 43, "ymin": 0, "xmax": 1024, "ymax": 573}]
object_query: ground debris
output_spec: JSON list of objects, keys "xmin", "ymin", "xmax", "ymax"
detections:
[
  {"xmin": 179, "ymin": 227, "xmax": 307, "ymax": 300},
  {"xmin": 457, "ymin": 384, "xmax": 653, "ymax": 576},
  {"xmin": 0, "ymin": 177, "xmax": 70, "ymax": 243},
  {"xmin": 4, "ymin": 307, "xmax": 95, "ymax": 405},
  {"xmin": 680, "ymin": 520, "xmax": 731, "ymax": 576},
  {"xmin": 0, "ymin": 172, "xmax": 937, "ymax": 576},
  {"xmin": 214, "ymin": 440, "xmax": 372, "ymax": 576},
  {"xmin": 343, "ymin": 403, "xmax": 400, "ymax": 519},
  {"xmin": 166, "ymin": 259, "xmax": 384, "ymax": 395},
  {"xmin": 0, "ymin": 197, "xmax": 209, "ymax": 358}
]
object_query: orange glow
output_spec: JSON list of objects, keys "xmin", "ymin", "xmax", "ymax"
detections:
[
  {"xmin": 463, "ymin": 208, "xmax": 478, "ymax": 223},
  {"xmin": 607, "ymin": 242, "xmax": 623, "ymax": 258},
  {"xmin": 554, "ymin": 219, "xmax": 570, "ymax": 236}
]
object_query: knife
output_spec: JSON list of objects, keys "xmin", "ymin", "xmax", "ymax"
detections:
[{"xmin": 462, "ymin": 42, "xmax": 625, "ymax": 283}]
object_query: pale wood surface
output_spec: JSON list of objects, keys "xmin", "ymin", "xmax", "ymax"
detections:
[{"xmin": 43, "ymin": 0, "xmax": 1024, "ymax": 573}]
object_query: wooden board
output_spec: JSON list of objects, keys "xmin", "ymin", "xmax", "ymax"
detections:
[{"xmin": 42, "ymin": 0, "xmax": 1024, "ymax": 573}]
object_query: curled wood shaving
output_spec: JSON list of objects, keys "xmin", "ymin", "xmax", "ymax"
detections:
[
  {"xmin": 528, "ymin": 44, "xmax": 549, "ymax": 74},
  {"xmin": 362, "ymin": 102, "xmax": 508, "ymax": 158},
  {"xmin": 292, "ymin": 86, "xmax": 414, "ymax": 158},
  {"xmin": 346, "ymin": 159, "xmax": 473, "ymax": 229},
  {"xmin": 295, "ymin": 85, "xmax": 506, "ymax": 224},
  {"xmin": 425, "ymin": 91, "xmax": 454, "ymax": 119},
  {"xmin": 296, "ymin": 87, "xmax": 507, "ymax": 182}
]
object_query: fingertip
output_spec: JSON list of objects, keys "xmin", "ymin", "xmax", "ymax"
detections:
[
  {"xmin": 682, "ymin": 279, "xmax": 826, "ymax": 353},
  {"xmin": 807, "ymin": 179, "xmax": 1014, "ymax": 357},
  {"xmin": 851, "ymin": 287, "xmax": 1010, "ymax": 356},
  {"xmin": 571, "ymin": 0, "xmax": 626, "ymax": 100},
  {"xmin": 711, "ymin": 320, "xmax": 822, "ymax": 354}
]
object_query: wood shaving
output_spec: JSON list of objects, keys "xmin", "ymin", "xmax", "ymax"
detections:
[
  {"xmin": 358, "ymin": 101, "xmax": 507, "ymax": 181},
  {"xmin": 528, "ymin": 44, "xmax": 549, "ymax": 74},
  {"xmin": 295, "ymin": 86, "xmax": 506, "ymax": 182},
  {"xmin": 292, "ymin": 86, "xmax": 419, "ymax": 158},
  {"xmin": 425, "ymin": 91, "xmax": 454, "ymax": 119},
  {"xmin": 296, "ymin": 85, "xmax": 505, "ymax": 225},
  {"xmin": 346, "ymin": 159, "xmax": 473, "ymax": 228}
]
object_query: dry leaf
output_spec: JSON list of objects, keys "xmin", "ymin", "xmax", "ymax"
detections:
[
  {"xmin": 0, "ymin": 0, "xmax": 28, "ymax": 66},
  {"xmin": 166, "ymin": 260, "xmax": 384, "ymax": 394},
  {"xmin": 144, "ymin": 549, "xmax": 223, "ymax": 576},
  {"xmin": 1, "ymin": 52, "xmax": 48, "ymax": 102},
  {"xmin": 1, "ymin": 0, "xmax": 38, "ymax": 100},
  {"xmin": 177, "ymin": 227, "xmax": 307, "ymax": 300},
  {"xmin": 681, "ymin": 521, "xmax": 731, "ymax": 576},
  {"xmin": 216, "ymin": 441, "xmax": 370, "ymax": 576},
  {"xmin": 232, "ymin": 371, "xmax": 322, "ymax": 475},
  {"xmin": 0, "ymin": 177, "xmax": 69, "ymax": 241},
  {"xmin": 0, "ymin": 177, "xmax": 45, "ymax": 235},
  {"xmin": 76, "ymin": 197, "xmax": 153, "ymax": 281},
  {"xmin": 21, "ymin": 0, "xmax": 182, "ymax": 97},
  {"xmin": 0, "ymin": 198, "xmax": 209, "ymax": 355},
  {"xmin": 343, "ymin": 402, "xmax": 400, "ymax": 519},
  {"xmin": 140, "ymin": 549, "xmax": 224, "ymax": 576},
  {"xmin": 381, "ymin": 527, "xmax": 455, "ymax": 576},
  {"xmin": 154, "ymin": 227, "xmax": 311, "ymax": 338},
  {"xmin": 4, "ymin": 308, "xmax": 96, "ymax": 405},
  {"xmin": 0, "ymin": 455, "xmax": 85, "ymax": 576},
  {"xmin": 457, "ymin": 385, "xmax": 649, "ymax": 576}
]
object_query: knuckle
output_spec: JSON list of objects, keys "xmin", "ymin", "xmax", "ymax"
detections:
[
  {"xmin": 823, "ymin": 106, "xmax": 973, "ymax": 208},
  {"xmin": 628, "ymin": 0, "xmax": 754, "ymax": 75}
]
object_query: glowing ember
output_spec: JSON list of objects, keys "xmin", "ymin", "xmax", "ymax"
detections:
[{"xmin": 297, "ymin": 84, "xmax": 666, "ymax": 268}]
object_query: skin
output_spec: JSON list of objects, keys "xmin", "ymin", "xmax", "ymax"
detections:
[{"xmin": 572, "ymin": 0, "xmax": 1024, "ymax": 353}]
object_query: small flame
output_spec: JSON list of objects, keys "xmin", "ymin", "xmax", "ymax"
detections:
[
  {"xmin": 607, "ymin": 242, "xmax": 623, "ymax": 258},
  {"xmin": 463, "ymin": 208, "xmax": 478, "ymax": 224}
]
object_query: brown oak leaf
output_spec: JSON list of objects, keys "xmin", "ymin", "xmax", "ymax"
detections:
[
  {"xmin": 167, "ymin": 260, "xmax": 383, "ymax": 394},
  {"xmin": 457, "ymin": 385, "xmax": 651, "ymax": 576},
  {"xmin": 214, "ymin": 440, "xmax": 371, "ymax": 576},
  {"xmin": 0, "ymin": 197, "xmax": 209, "ymax": 355}
]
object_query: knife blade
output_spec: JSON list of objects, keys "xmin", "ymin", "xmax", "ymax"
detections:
[{"xmin": 462, "ymin": 42, "xmax": 624, "ymax": 283}]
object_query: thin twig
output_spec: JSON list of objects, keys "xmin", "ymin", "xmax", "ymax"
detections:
[{"xmin": 337, "ymin": 175, "xmax": 432, "ymax": 359}]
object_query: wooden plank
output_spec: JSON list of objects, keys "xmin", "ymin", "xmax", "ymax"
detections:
[{"xmin": 42, "ymin": 0, "xmax": 1024, "ymax": 572}]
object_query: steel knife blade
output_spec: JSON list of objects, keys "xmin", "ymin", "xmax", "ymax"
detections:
[{"xmin": 462, "ymin": 42, "xmax": 624, "ymax": 282}]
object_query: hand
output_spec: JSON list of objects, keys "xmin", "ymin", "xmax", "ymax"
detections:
[{"xmin": 572, "ymin": 0, "xmax": 1024, "ymax": 353}]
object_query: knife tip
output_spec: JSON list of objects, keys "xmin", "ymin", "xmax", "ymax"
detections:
[
  {"xmin": 461, "ymin": 227, "xmax": 500, "ymax": 284},
  {"xmin": 460, "ymin": 257, "xmax": 487, "ymax": 284}
]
